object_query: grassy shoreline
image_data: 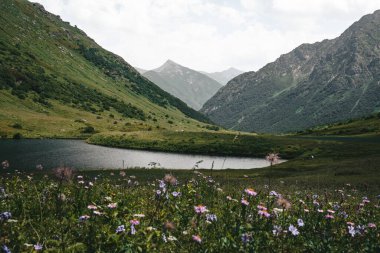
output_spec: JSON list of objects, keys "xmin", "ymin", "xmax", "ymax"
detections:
[
  {"xmin": 83, "ymin": 130, "xmax": 380, "ymax": 191},
  {"xmin": 2, "ymin": 129, "xmax": 380, "ymax": 190},
  {"xmin": 87, "ymin": 131, "xmax": 315, "ymax": 159}
]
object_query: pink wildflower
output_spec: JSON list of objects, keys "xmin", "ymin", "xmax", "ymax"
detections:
[
  {"xmin": 194, "ymin": 205, "xmax": 208, "ymax": 214},
  {"xmin": 325, "ymin": 214, "xmax": 334, "ymax": 219},
  {"xmin": 192, "ymin": 235, "xmax": 202, "ymax": 243},
  {"xmin": 266, "ymin": 153, "xmax": 280, "ymax": 166},
  {"xmin": 258, "ymin": 210, "xmax": 271, "ymax": 218},
  {"xmin": 241, "ymin": 199, "xmax": 249, "ymax": 206},
  {"xmin": 257, "ymin": 205, "xmax": 267, "ymax": 211},
  {"xmin": 245, "ymin": 188, "xmax": 257, "ymax": 196},
  {"xmin": 368, "ymin": 223, "xmax": 376, "ymax": 228},
  {"xmin": 87, "ymin": 205, "xmax": 97, "ymax": 210},
  {"xmin": 130, "ymin": 219, "xmax": 140, "ymax": 225},
  {"xmin": 107, "ymin": 203, "xmax": 117, "ymax": 209}
]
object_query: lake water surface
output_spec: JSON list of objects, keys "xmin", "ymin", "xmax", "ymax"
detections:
[{"xmin": 0, "ymin": 139, "xmax": 279, "ymax": 170}]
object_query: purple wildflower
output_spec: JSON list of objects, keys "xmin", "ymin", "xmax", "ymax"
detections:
[
  {"xmin": 172, "ymin": 191, "xmax": 181, "ymax": 197},
  {"xmin": 78, "ymin": 215, "xmax": 90, "ymax": 222},
  {"xmin": 348, "ymin": 225, "xmax": 356, "ymax": 237},
  {"xmin": 159, "ymin": 180, "xmax": 166, "ymax": 189},
  {"xmin": 0, "ymin": 212, "xmax": 11, "ymax": 221},
  {"xmin": 241, "ymin": 233, "xmax": 252, "ymax": 244},
  {"xmin": 288, "ymin": 225, "xmax": 299, "ymax": 236},
  {"xmin": 269, "ymin": 191, "xmax": 279, "ymax": 197},
  {"xmin": 206, "ymin": 214, "xmax": 217, "ymax": 222},
  {"xmin": 34, "ymin": 243, "xmax": 43, "ymax": 251},
  {"xmin": 297, "ymin": 219, "xmax": 304, "ymax": 227},
  {"xmin": 116, "ymin": 225, "xmax": 125, "ymax": 234},
  {"xmin": 1, "ymin": 245, "xmax": 11, "ymax": 253},
  {"xmin": 130, "ymin": 219, "xmax": 140, "ymax": 235}
]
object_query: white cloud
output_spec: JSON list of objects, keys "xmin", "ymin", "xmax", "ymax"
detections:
[{"xmin": 32, "ymin": 0, "xmax": 380, "ymax": 72}]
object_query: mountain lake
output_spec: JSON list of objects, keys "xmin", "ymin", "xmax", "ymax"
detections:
[{"xmin": 0, "ymin": 139, "xmax": 284, "ymax": 170}]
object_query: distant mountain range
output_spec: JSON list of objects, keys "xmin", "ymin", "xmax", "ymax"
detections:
[
  {"xmin": 201, "ymin": 68, "xmax": 244, "ymax": 85},
  {"xmin": 0, "ymin": 0, "xmax": 209, "ymax": 138},
  {"xmin": 202, "ymin": 10, "xmax": 380, "ymax": 133},
  {"xmin": 142, "ymin": 60, "xmax": 223, "ymax": 110}
]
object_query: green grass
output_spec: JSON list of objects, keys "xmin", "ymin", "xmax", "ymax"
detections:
[
  {"xmin": 88, "ymin": 131, "xmax": 316, "ymax": 159},
  {"xmin": 0, "ymin": 168, "xmax": 378, "ymax": 252},
  {"xmin": 87, "ymin": 129, "xmax": 380, "ymax": 192},
  {"xmin": 297, "ymin": 113, "xmax": 380, "ymax": 136},
  {"xmin": 0, "ymin": 90, "xmax": 212, "ymax": 139},
  {"xmin": 0, "ymin": 0, "xmax": 210, "ymax": 138}
]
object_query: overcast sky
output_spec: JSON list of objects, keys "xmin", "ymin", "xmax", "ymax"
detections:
[{"xmin": 33, "ymin": 0, "xmax": 380, "ymax": 72}]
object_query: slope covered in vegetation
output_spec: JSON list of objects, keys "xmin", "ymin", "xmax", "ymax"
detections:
[{"xmin": 0, "ymin": 0, "xmax": 209, "ymax": 138}]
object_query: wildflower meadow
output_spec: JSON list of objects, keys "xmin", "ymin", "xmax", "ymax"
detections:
[{"xmin": 0, "ymin": 166, "xmax": 379, "ymax": 252}]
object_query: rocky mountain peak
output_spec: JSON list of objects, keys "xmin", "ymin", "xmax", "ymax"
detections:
[{"xmin": 201, "ymin": 10, "xmax": 380, "ymax": 133}]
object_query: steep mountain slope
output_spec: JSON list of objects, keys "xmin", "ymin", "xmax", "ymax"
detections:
[
  {"xmin": 202, "ymin": 10, "xmax": 380, "ymax": 133},
  {"xmin": 135, "ymin": 67, "xmax": 147, "ymax": 74},
  {"xmin": 0, "ymin": 0, "xmax": 210, "ymax": 138},
  {"xmin": 143, "ymin": 60, "xmax": 222, "ymax": 110},
  {"xmin": 201, "ymin": 67, "xmax": 244, "ymax": 85}
]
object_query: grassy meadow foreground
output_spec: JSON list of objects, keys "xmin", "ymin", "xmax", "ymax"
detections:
[
  {"xmin": 0, "ymin": 167, "xmax": 379, "ymax": 252},
  {"xmin": 0, "ymin": 116, "xmax": 379, "ymax": 252}
]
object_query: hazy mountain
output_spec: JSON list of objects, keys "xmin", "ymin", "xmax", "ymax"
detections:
[
  {"xmin": 0, "ymin": 0, "xmax": 209, "ymax": 138},
  {"xmin": 143, "ymin": 60, "xmax": 222, "ymax": 110},
  {"xmin": 201, "ymin": 10, "xmax": 380, "ymax": 133},
  {"xmin": 135, "ymin": 67, "xmax": 147, "ymax": 74},
  {"xmin": 201, "ymin": 67, "xmax": 244, "ymax": 85}
]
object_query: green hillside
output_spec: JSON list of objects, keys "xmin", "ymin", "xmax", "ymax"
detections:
[
  {"xmin": 298, "ymin": 113, "xmax": 380, "ymax": 136},
  {"xmin": 0, "ymin": 0, "xmax": 210, "ymax": 138}
]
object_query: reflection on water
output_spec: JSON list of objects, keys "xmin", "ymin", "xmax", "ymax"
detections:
[{"xmin": 0, "ymin": 139, "xmax": 282, "ymax": 170}]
